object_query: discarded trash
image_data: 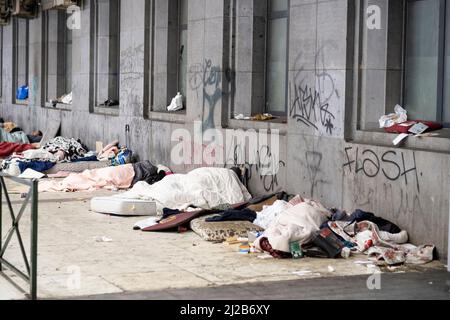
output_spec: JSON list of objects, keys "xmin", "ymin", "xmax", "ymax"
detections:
[
  {"xmin": 224, "ymin": 236, "xmax": 241, "ymax": 245},
  {"xmin": 18, "ymin": 169, "xmax": 46, "ymax": 180},
  {"xmin": 393, "ymin": 133, "xmax": 410, "ymax": 146},
  {"xmin": 251, "ymin": 113, "xmax": 274, "ymax": 121},
  {"xmin": 341, "ymin": 247, "xmax": 351, "ymax": 259},
  {"xmin": 408, "ymin": 122, "xmax": 429, "ymax": 135},
  {"xmin": 366, "ymin": 264, "xmax": 381, "ymax": 273},
  {"xmin": 94, "ymin": 236, "xmax": 113, "ymax": 243},
  {"xmin": 167, "ymin": 92, "xmax": 184, "ymax": 112},
  {"xmin": 387, "ymin": 266, "xmax": 401, "ymax": 272},
  {"xmin": 234, "ymin": 114, "xmax": 251, "ymax": 120},
  {"xmin": 16, "ymin": 85, "xmax": 29, "ymax": 100},
  {"xmin": 247, "ymin": 231, "xmax": 263, "ymax": 243},
  {"xmin": 238, "ymin": 244, "xmax": 251, "ymax": 254},
  {"xmin": 133, "ymin": 217, "xmax": 159, "ymax": 230},
  {"xmin": 289, "ymin": 242, "xmax": 304, "ymax": 259},
  {"xmin": 292, "ymin": 270, "xmax": 321, "ymax": 277},
  {"xmin": 257, "ymin": 254, "xmax": 274, "ymax": 260},
  {"xmin": 379, "ymin": 104, "xmax": 407, "ymax": 128},
  {"xmin": 292, "ymin": 270, "xmax": 312, "ymax": 276},
  {"xmin": 328, "ymin": 266, "xmax": 336, "ymax": 273},
  {"xmin": 61, "ymin": 92, "xmax": 73, "ymax": 105}
]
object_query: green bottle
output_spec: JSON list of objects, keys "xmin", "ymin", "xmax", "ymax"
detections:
[{"xmin": 290, "ymin": 242, "xmax": 304, "ymax": 259}]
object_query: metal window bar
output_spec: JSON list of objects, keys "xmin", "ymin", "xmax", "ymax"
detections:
[
  {"xmin": 0, "ymin": 173, "xmax": 39, "ymax": 300},
  {"xmin": 264, "ymin": 0, "xmax": 290, "ymax": 116},
  {"xmin": 404, "ymin": 0, "xmax": 449, "ymax": 127}
]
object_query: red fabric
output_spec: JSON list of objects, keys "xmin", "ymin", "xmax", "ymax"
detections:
[
  {"xmin": 259, "ymin": 237, "xmax": 292, "ymax": 259},
  {"xmin": 0, "ymin": 142, "xmax": 35, "ymax": 158},
  {"xmin": 384, "ymin": 121, "xmax": 443, "ymax": 134}
]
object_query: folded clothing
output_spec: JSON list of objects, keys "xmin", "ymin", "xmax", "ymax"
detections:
[
  {"xmin": 162, "ymin": 208, "xmax": 183, "ymax": 220},
  {"xmin": 18, "ymin": 161, "xmax": 55, "ymax": 173},
  {"xmin": 205, "ymin": 208, "xmax": 256, "ymax": 223},
  {"xmin": 347, "ymin": 209, "xmax": 401, "ymax": 234},
  {"xmin": 73, "ymin": 155, "xmax": 98, "ymax": 163},
  {"xmin": 321, "ymin": 209, "xmax": 402, "ymax": 234}
]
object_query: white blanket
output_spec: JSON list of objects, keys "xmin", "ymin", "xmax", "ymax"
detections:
[
  {"xmin": 116, "ymin": 167, "xmax": 252, "ymax": 214},
  {"xmin": 263, "ymin": 200, "xmax": 331, "ymax": 252}
]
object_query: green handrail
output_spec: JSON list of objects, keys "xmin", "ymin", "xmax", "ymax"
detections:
[{"xmin": 0, "ymin": 173, "xmax": 39, "ymax": 300}]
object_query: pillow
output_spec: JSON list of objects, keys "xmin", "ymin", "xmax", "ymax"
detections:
[{"xmin": 190, "ymin": 214, "xmax": 264, "ymax": 242}]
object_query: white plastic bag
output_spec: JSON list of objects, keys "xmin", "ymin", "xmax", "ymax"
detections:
[
  {"xmin": 167, "ymin": 92, "xmax": 184, "ymax": 112},
  {"xmin": 379, "ymin": 104, "xmax": 407, "ymax": 128}
]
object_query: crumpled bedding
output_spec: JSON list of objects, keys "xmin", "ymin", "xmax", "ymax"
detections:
[
  {"xmin": 39, "ymin": 164, "xmax": 135, "ymax": 192},
  {"xmin": 253, "ymin": 200, "xmax": 291, "ymax": 230},
  {"xmin": 261, "ymin": 199, "xmax": 331, "ymax": 253},
  {"xmin": 328, "ymin": 220, "xmax": 435, "ymax": 265},
  {"xmin": 0, "ymin": 142, "xmax": 35, "ymax": 158},
  {"xmin": 116, "ymin": 167, "xmax": 252, "ymax": 214},
  {"xmin": 42, "ymin": 137, "xmax": 87, "ymax": 161}
]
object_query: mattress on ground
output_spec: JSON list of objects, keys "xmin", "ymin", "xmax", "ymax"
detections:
[
  {"xmin": 45, "ymin": 161, "xmax": 110, "ymax": 174},
  {"xmin": 190, "ymin": 214, "xmax": 264, "ymax": 242},
  {"xmin": 91, "ymin": 197, "xmax": 157, "ymax": 216}
]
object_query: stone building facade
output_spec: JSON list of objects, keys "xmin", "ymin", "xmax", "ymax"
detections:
[{"xmin": 0, "ymin": 0, "xmax": 449, "ymax": 257}]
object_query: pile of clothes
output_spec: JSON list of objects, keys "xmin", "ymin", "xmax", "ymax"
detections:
[
  {"xmin": 151, "ymin": 186, "xmax": 435, "ymax": 267},
  {"xmin": 1, "ymin": 137, "xmax": 91, "ymax": 175},
  {"xmin": 1, "ymin": 137, "xmax": 134, "ymax": 177},
  {"xmin": 248, "ymin": 195, "xmax": 435, "ymax": 266}
]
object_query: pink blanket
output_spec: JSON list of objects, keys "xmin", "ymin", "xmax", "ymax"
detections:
[{"xmin": 39, "ymin": 164, "xmax": 135, "ymax": 192}]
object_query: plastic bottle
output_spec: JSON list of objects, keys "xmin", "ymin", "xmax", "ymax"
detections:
[{"xmin": 341, "ymin": 247, "xmax": 351, "ymax": 259}]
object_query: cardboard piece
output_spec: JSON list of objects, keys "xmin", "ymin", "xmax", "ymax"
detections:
[
  {"xmin": 18, "ymin": 169, "xmax": 46, "ymax": 180},
  {"xmin": 142, "ymin": 210, "xmax": 208, "ymax": 232}
]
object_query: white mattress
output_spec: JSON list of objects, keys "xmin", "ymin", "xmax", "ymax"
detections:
[{"xmin": 91, "ymin": 197, "xmax": 157, "ymax": 216}]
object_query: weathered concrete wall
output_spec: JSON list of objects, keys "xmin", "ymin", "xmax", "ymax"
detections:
[{"xmin": 0, "ymin": 0, "xmax": 449, "ymax": 258}]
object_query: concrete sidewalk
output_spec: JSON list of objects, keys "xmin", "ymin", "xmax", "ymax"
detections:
[
  {"xmin": 0, "ymin": 180, "xmax": 447, "ymax": 300},
  {"xmin": 78, "ymin": 270, "xmax": 450, "ymax": 300}
]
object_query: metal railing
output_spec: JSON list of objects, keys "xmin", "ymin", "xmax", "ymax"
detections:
[{"xmin": 0, "ymin": 173, "xmax": 38, "ymax": 300}]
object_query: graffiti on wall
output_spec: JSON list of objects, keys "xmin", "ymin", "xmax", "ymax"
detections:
[
  {"xmin": 31, "ymin": 75, "xmax": 39, "ymax": 106},
  {"xmin": 305, "ymin": 150, "xmax": 329, "ymax": 198},
  {"xmin": 289, "ymin": 43, "xmax": 340, "ymax": 136},
  {"xmin": 343, "ymin": 146, "xmax": 421, "ymax": 193},
  {"xmin": 120, "ymin": 44, "xmax": 145, "ymax": 112},
  {"xmin": 225, "ymin": 143, "xmax": 286, "ymax": 193},
  {"xmin": 189, "ymin": 59, "xmax": 223, "ymax": 132},
  {"xmin": 342, "ymin": 146, "xmax": 430, "ymax": 230}
]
